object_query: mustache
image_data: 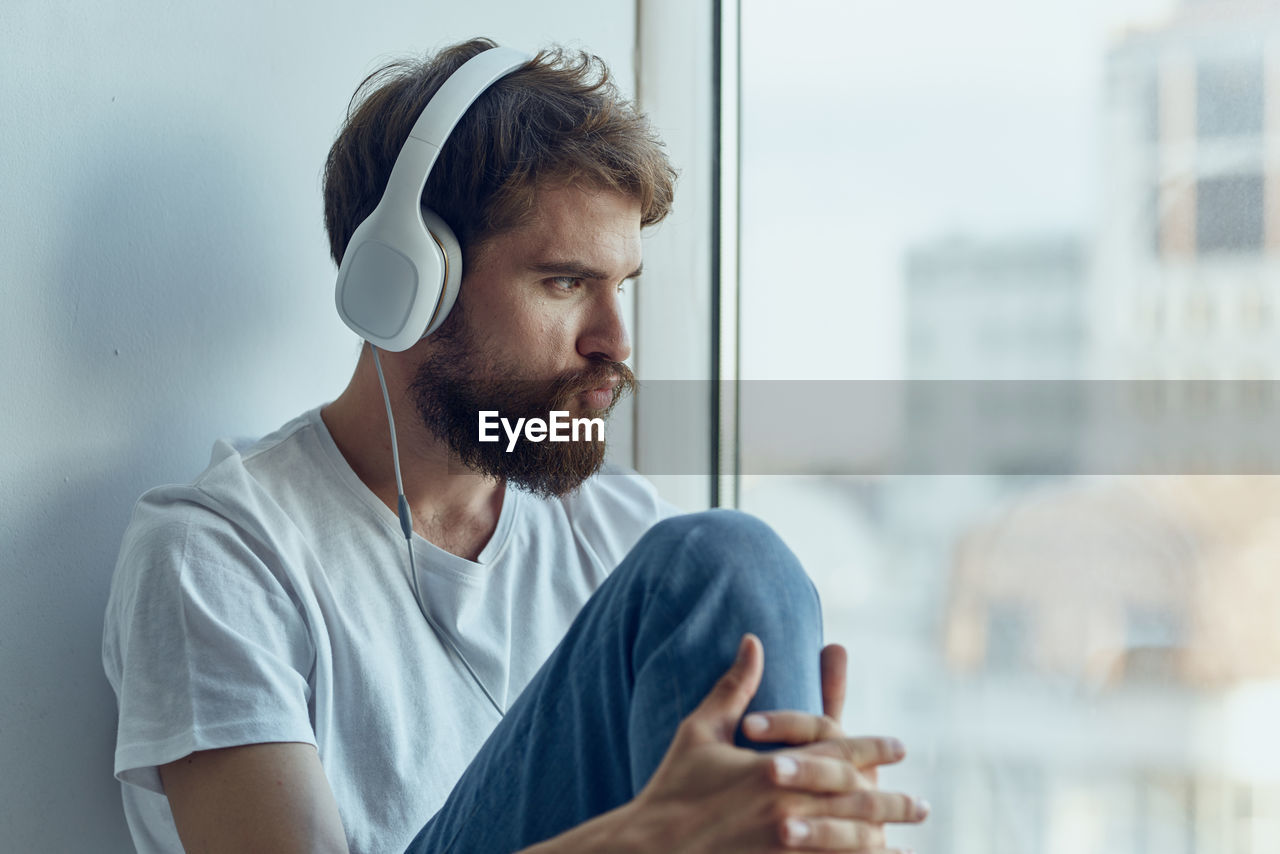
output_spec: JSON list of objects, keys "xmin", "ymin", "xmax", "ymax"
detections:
[{"xmin": 547, "ymin": 360, "xmax": 637, "ymax": 408}]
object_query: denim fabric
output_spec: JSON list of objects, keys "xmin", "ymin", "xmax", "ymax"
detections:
[{"xmin": 405, "ymin": 509, "xmax": 824, "ymax": 853}]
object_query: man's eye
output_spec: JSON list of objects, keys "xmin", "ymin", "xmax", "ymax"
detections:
[{"xmin": 550, "ymin": 276, "xmax": 581, "ymax": 291}]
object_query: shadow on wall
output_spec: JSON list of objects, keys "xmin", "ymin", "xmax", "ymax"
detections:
[{"xmin": 4, "ymin": 100, "xmax": 300, "ymax": 852}]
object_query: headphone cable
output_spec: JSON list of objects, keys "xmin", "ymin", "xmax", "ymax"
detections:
[{"xmin": 370, "ymin": 344, "xmax": 505, "ymax": 719}]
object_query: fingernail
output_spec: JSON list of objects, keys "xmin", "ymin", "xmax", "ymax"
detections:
[
  {"xmin": 784, "ymin": 818, "xmax": 810, "ymax": 844},
  {"xmin": 917, "ymin": 798, "xmax": 931, "ymax": 819},
  {"xmin": 890, "ymin": 738, "xmax": 905, "ymax": 758},
  {"xmin": 736, "ymin": 635, "xmax": 753, "ymax": 664},
  {"xmin": 743, "ymin": 714, "xmax": 769, "ymax": 737},
  {"xmin": 772, "ymin": 755, "xmax": 798, "ymax": 782}
]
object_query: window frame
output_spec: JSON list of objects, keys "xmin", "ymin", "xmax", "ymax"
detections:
[{"xmin": 631, "ymin": 0, "xmax": 741, "ymax": 510}]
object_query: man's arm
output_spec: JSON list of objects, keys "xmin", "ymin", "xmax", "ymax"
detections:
[
  {"xmin": 159, "ymin": 742, "xmax": 350, "ymax": 854},
  {"xmin": 158, "ymin": 640, "xmax": 921, "ymax": 854}
]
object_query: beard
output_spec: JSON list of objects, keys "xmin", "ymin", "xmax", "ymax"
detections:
[{"xmin": 408, "ymin": 309, "xmax": 636, "ymax": 499}]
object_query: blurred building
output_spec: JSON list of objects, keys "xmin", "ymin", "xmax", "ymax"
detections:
[
  {"xmin": 1094, "ymin": 0, "xmax": 1280, "ymax": 382},
  {"xmin": 946, "ymin": 477, "xmax": 1280, "ymax": 687},
  {"xmin": 903, "ymin": 234, "xmax": 1088, "ymax": 478},
  {"xmin": 906, "ymin": 234, "xmax": 1087, "ymax": 382},
  {"xmin": 939, "ymin": 476, "xmax": 1280, "ymax": 853}
]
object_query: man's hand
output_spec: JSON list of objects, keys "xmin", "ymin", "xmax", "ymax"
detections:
[
  {"xmin": 604, "ymin": 635, "xmax": 926, "ymax": 853},
  {"xmin": 743, "ymin": 642, "xmax": 903, "ymax": 790}
]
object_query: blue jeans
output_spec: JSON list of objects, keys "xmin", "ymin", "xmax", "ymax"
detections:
[{"xmin": 405, "ymin": 509, "xmax": 824, "ymax": 853}]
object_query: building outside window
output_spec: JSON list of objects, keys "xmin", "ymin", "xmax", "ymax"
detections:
[{"xmin": 734, "ymin": 1, "xmax": 1280, "ymax": 851}]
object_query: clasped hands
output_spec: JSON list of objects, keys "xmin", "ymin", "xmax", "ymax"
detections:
[{"xmin": 624, "ymin": 634, "xmax": 927, "ymax": 853}]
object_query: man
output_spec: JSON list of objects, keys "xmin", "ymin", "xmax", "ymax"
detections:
[{"xmin": 103, "ymin": 38, "xmax": 927, "ymax": 853}]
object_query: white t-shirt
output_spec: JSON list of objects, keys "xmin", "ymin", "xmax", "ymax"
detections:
[{"xmin": 102, "ymin": 407, "xmax": 673, "ymax": 854}]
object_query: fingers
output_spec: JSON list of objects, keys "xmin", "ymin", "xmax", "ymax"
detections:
[
  {"xmin": 779, "ymin": 816, "xmax": 885, "ymax": 851},
  {"xmin": 780, "ymin": 815, "xmax": 916, "ymax": 853},
  {"xmin": 768, "ymin": 753, "xmax": 861, "ymax": 794},
  {"xmin": 765, "ymin": 756, "xmax": 930, "ymax": 824},
  {"xmin": 819, "ymin": 789, "xmax": 930, "ymax": 824},
  {"xmin": 819, "ymin": 644, "xmax": 848, "ymax": 721},
  {"xmin": 742, "ymin": 710, "xmax": 842, "ymax": 745},
  {"xmin": 687, "ymin": 634, "xmax": 764, "ymax": 742},
  {"xmin": 803, "ymin": 736, "xmax": 906, "ymax": 770},
  {"xmin": 740, "ymin": 716, "xmax": 905, "ymax": 778}
]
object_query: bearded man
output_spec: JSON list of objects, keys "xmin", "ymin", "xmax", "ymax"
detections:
[{"xmin": 102, "ymin": 38, "xmax": 927, "ymax": 854}]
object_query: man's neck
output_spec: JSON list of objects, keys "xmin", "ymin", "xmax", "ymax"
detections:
[{"xmin": 321, "ymin": 349, "xmax": 505, "ymax": 561}]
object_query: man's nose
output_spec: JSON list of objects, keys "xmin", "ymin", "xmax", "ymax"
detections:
[{"xmin": 578, "ymin": 292, "xmax": 631, "ymax": 363}]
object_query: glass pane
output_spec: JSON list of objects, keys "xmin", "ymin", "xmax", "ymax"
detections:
[{"xmin": 738, "ymin": 1, "xmax": 1280, "ymax": 852}]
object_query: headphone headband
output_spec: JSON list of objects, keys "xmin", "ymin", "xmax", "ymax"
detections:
[
  {"xmin": 335, "ymin": 46, "xmax": 531, "ymax": 351},
  {"xmin": 379, "ymin": 47, "xmax": 531, "ymax": 217}
]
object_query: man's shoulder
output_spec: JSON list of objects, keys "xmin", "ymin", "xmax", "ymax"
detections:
[{"xmin": 115, "ymin": 409, "xmax": 329, "ymax": 572}]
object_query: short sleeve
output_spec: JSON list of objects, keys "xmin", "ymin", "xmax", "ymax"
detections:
[{"xmin": 102, "ymin": 491, "xmax": 317, "ymax": 794}]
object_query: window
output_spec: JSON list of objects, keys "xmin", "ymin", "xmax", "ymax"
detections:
[
  {"xmin": 1196, "ymin": 57, "xmax": 1264, "ymax": 139},
  {"xmin": 734, "ymin": 2, "xmax": 1280, "ymax": 852},
  {"xmin": 1197, "ymin": 173, "xmax": 1264, "ymax": 253},
  {"xmin": 984, "ymin": 603, "xmax": 1030, "ymax": 672}
]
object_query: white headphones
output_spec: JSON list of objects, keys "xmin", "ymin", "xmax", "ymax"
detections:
[{"xmin": 334, "ymin": 46, "xmax": 531, "ymax": 351}]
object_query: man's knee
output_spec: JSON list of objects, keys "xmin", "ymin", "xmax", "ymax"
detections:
[
  {"xmin": 638, "ymin": 509, "xmax": 819, "ymax": 611},
  {"xmin": 649, "ymin": 509, "xmax": 786, "ymax": 563}
]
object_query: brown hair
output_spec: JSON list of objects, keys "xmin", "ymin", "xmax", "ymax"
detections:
[{"xmin": 323, "ymin": 37, "xmax": 676, "ymax": 267}]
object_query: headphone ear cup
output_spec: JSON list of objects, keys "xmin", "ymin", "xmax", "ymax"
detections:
[
  {"xmin": 334, "ymin": 202, "xmax": 447, "ymax": 351},
  {"xmin": 420, "ymin": 207, "xmax": 463, "ymax": 338}
]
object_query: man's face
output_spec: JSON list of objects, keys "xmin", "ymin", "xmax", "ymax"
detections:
[{"xmin": 409, "ymin": 183, "xmax": 642, "ymax": 497}]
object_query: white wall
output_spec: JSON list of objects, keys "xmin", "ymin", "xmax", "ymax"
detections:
[{"xmin": 0, "ymin": 2, "xmax": 636, "ymax": 850}]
